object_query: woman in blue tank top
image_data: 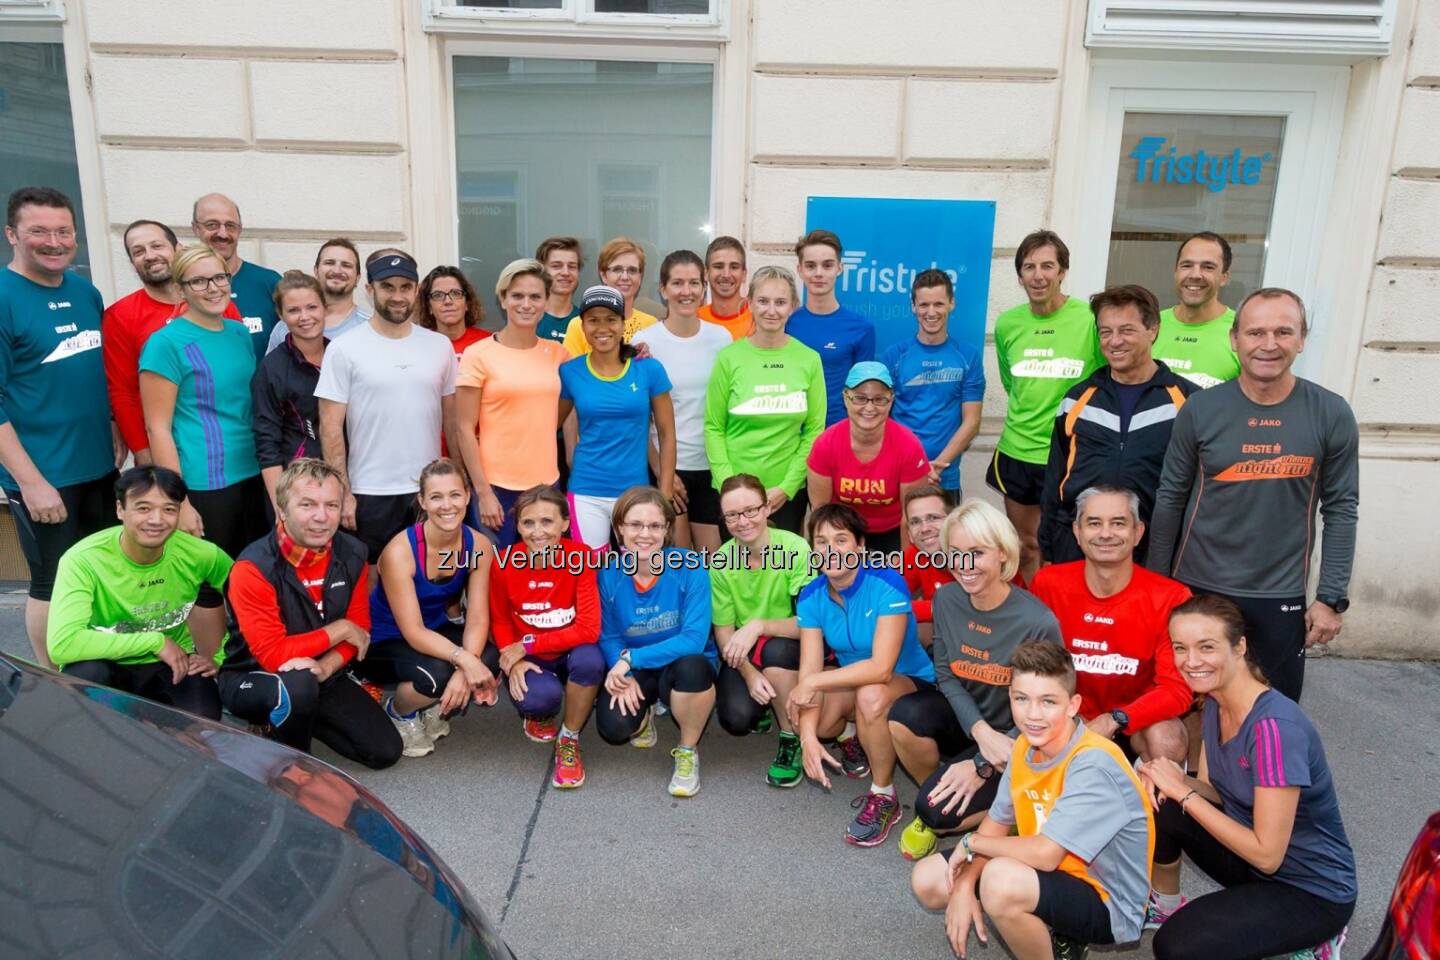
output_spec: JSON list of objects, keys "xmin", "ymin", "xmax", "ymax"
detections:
[{"xmin": 358, "ymin": 459, "xmax": 499, "ymax": 758}]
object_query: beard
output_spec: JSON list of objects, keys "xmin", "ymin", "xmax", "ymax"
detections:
[{"xmin": 376, "ymin": 298, "xmax": 413, "ymax": 324}]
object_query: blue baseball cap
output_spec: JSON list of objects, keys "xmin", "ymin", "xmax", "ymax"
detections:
[
  {"xmin": 845, "ymin": 361, "xmax": 894, "ymax": 389},
  {"xmin": 580, "ymin": 284, "xmax": 625, "ymax": 316},
  {"xmin": 367, "ymin": 252, "xmax": 419, "ymax": 284}
]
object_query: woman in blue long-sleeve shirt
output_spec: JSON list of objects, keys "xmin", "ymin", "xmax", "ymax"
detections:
[{"xmin": 596, "ymin": 485, "xmax": 717, "ymax": 797}]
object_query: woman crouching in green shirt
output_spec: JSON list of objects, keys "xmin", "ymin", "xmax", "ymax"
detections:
[
  {"xmin": 710, "ymin": 472, "xmax": 816, "ymax": 787},
  {"xmin": 703, "ymin": 266, "xmax": 826, "ymax": 535}
]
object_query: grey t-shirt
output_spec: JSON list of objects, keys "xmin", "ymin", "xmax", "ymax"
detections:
[
  {"xmin": 931, "ymin": 581, "xmax": 1062, "ymax": 735},
  {"xmin": 990, "ymin": 726, "xmax": 1153, "ymax": 944},
  {"xmin": 1147, "ymin": 377, "xmax": 1359, "ymax": 598},
  {"xmin": 265, "ymin": 302, "xmax": 372, "ymax": 354}
]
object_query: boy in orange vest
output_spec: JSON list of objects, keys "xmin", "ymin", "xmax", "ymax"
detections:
[{"xmin": 911, "ymin": 640, "xmax": 1154, "ymax": 959}]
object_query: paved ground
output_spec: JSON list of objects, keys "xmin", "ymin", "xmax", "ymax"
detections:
[{"xmin": 2, "ymin": 597, "xmax": 1435, "ymax": 959}]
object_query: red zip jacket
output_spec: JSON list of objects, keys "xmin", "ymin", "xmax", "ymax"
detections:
[
  {"xmin": 1029, "ymin": 560, "xmax": 1191, "ymax": 733},
  {"xmin": 227, "ymin": 555, "xmax": 367, "ymax": 671},
  {"xmin": 489, "ymin": 540, "xmax": 600, "ymax": 657}
]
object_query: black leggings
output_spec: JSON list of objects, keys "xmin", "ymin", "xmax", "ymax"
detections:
[
  {"xmin": 595, "ymin": 653, "xmax": 715, "ymax": 745},
  {"xmin": 889, "ymin": 687, "xmax": 1001, "ymax": 830},
  {"xmin": 62, "ymin": 659, "xmax": 221, "ymax": 721},
  {"xmin": 715, "ymin": 636, "xmax": 801, "ymax": 736},
  {"xmin": 218, "ymin": 668, "xmax": 402, "ymax": 770},
  {"xmin": 351, "ymin": 622, "xmax": 499, "ymax": 704},
  {"xmin": 1151, "ymin": 797, "xmax": 1354, "ymax": 960},
  {"xmin": 188, "ymin": 475, "xmax": 269, "ymax": 607},
  {"xmin": 768, "ymin": 488, "xmax": 809, "ymax": 537}
]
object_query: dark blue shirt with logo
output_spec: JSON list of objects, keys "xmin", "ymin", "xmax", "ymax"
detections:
[{"xmin": 787, "ymin": 305, "xmax": 875, "ymax": 426}]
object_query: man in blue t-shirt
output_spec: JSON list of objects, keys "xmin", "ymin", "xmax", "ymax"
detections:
[
  {"xmin": 191, "ymin": 192, "xmax": 281, "ymax": 360},
  {"xmin": 787, "ymin": 229, "xmax": 875, "ymax": 426},
  {"xmin": 1, "ymin": 187, "xmax": 118, "ymax": 669},
  {"xmin": 880, "ymin": 268, "xmax": 985, "ymax": 499}
]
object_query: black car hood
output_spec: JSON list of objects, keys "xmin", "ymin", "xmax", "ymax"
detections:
[{"xmin": 0, "ymin": 655, "xmax": 511, "ymax": 960}]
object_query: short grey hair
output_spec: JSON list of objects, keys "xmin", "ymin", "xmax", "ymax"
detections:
[{"xmin": 1074, "ymin": 485, "xmax": 1141, "ymax": 525}]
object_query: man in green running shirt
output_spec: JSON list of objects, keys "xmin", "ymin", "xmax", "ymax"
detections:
[
  {"xmin": 46, "ymin": 465, "xmax": 233, "ymax": 720},
  {"xmin": 989, "ymin": 230, "xmax": 1103, "ymax": 583},
  {"xmin": 1155, "ymin": 232, "xmax": 1241, "ymax": 389}
]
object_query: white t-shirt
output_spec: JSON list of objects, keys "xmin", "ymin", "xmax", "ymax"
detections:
[
  {"xmin": 314, "ymin": 320, "xmax": 456, "ymax": 495},
  {"xmin": 632, "ymin": 320, "xmax": 731, "ymax": 471}
]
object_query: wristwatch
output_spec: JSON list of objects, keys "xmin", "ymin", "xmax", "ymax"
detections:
[
  {"xmin": 973, "ymin": 757, "xmax": 995, "ymax": 780},
  {"xmin": 619, "ymin": 649, "xmax": 633, "ymax": 673},
  {"xmin": 1109, "ymin": 709, "xmax": 1130, "ymax": 737},
  {"xmin": 1316, "ymin": 595, "xmax": 1350, "ymax": 614}
]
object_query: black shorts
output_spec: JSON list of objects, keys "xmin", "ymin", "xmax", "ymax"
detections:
[
  {"xmin": 676, "ymin": 468, "xmax": 720, "ymax": 526},
  {"xmin": 938, "ymin": 851, "xmax": 1114, "ymax": 945},
  {"xmin": 888, "ymin": 686, "xmax": 971, "ymax": 757},
  {"xmin": 188, "ymin": 475, "xmax": 270, "ymax": 607},
  {"xmin": 5, "ymin": 471, "xmax": 117, "ymax": 601},
  {"xmin": 985, "ymin": 449, "xmax": 1045, "ymax": 507},
  {"xmin": 1184, "ymin": 587, "xmax": 1308, "ymax": 701},
  {"xmin": 769, "ymin": 487, "xmax": 809, "ymax": 537},
  {"xmin": 353, "ymin": 492, "xmax": 418, "ymax": 564}
]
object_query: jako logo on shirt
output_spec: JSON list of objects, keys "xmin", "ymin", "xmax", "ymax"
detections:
[
  {"xmin": 47, "ymin": 300, "xmax": 72, "ymax": 310},
  {"xmin": 1128, "ymin": 136, "xmax": 1274, "ymax": 194},
  {"xmin": 839, "ymin": 250, "xmax": 962, "ymax": 295}
]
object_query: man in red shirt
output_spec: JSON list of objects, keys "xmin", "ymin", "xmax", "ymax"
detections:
[
  {"xmin": 1029, "ymin": 484, "xmax": 1190, "ymax": 763},
  {"xmin": 102, "ymin": 219, "xmax": 241, "ymax": 463},
  {"xmin": 217, "ymin": 458, "xmax": 401, "ymax": 769}
]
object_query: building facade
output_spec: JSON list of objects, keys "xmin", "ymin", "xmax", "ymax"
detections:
[{"xmin": 1, "ymin": 0, "xmax": 1434, "ymax": 656}]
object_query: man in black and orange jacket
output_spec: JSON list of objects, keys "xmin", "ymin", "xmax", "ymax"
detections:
[
  {"xmin": 218, "ymin": 458, "xmax": 401, "ymax": 769},
  {"xmin": 1039, "ymin": 285, "xmax": 1196, "ymax": 566}
]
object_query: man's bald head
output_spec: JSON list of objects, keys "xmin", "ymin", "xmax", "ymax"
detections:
[
  {"xmin": 191, "ymin": 193, "xmax": 242, "ymax": 265},
  {"xmin": 192, "ymin": 192, "xmax": 240, "ymax": 224}
]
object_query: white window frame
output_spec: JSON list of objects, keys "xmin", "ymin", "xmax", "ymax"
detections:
[
  {"xmin": 0, "ymin": 0, "xmax": 65, "ymax": 25},
  {"xmin": 437, "ymin": 36, "xmax": 732, "ymax": 274},
  {"xmin": 1074, "ymin": 59, "xmax": 1348, "ymax": 378},
  {"xmin": 1085, "ymin": 0, "xmax": 1397, "ymax": 59},
  {"xmin": 426, "ymin": 0, "xmax": 728, "ymax": 42}
]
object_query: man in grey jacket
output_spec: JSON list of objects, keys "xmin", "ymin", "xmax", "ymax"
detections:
[{"xmin": 1147, "ymin": 288, "xmax": 1359, "ymax": 701}]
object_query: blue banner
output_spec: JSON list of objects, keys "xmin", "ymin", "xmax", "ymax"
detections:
[{"xmin": 804, "ymin": 196, "xmax": 995, "ymax": 355}]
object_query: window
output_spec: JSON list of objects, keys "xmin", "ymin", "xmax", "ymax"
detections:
[
  {"xmin": 427, "ymin": 0, "xmax": 725, "ymax": 37},
  {"xmin": 452, "ymin": 55, "xmax": 713, "ymax": 311},
  {"xmin": 1085, "ymin": 0, "xmax": 1396, "ymax": 58},
  {"xmin": 0, "ymin": 39, "xmax": 90, "ymax": 274},
  {"xmin": 1106, "ymin": 112, "xmax": 1285, "ymax": 308}
]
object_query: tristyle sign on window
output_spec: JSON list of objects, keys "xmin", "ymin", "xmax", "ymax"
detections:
[{"xmin": 1128, "ymin": 136, "xmax": 1273, "ymax": 193}]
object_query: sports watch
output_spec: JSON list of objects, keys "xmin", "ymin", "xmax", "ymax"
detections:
[
  {"xmin": 1109, "ymin": 709, "xmax": 1130, "ymax": 737},
  {"xmin": 1316, "ymin": 595, "xmax": 1350, "ymax": 614}
]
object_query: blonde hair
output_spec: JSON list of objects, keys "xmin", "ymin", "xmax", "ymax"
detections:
[
  {"xmin": 275, "ymin": 458, "xmax": 345, "ymax": 512},
  {"xmin": 171, "ymin": 244, "xmax": 227, "ymax": 284},
  {"xmin": 941, "ymin": 499, "xmax": 1021, "ymax": 583},
  {"xmin": 747, "ymin": 265, "xmax": 799, "ymax": 304},
  {"xmin": 598, "ymin": 236, "xmax": 646, "ymax": 275},
  {"xmin": 494, "ymin": 257, "xmax": 551, "ymax": 308}
]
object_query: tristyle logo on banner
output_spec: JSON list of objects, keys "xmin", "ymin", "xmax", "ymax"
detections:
[{"xmin": 804, "ymin": 196, "xmax": 996, "ymax": 356}]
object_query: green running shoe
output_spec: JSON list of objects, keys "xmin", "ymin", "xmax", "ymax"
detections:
[
  {"xmin": 669, "ymin": 746, "xmax": 700, "ymax": 797},
  {"xmin": 898, "ymin": 815, "xmax": 937, "ymax": 861},
  {"xmin": 752, "ymin": 711, "xmax": 774, "ymax": 735},
  {"xmin": 767, "ymin": 731, "xmax": 803, "ymax": 788}
]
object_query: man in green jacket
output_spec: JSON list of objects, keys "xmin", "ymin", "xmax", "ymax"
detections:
[{"xmin": 46, "ymin": 465, "xmax": 233, "ymax": 719}]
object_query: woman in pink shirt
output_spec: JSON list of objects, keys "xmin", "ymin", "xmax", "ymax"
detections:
[{"xmin": 806, "ymin": 361, "xmax": 931, "ymax": 559}]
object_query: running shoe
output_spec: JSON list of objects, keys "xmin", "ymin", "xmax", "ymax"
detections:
[
  {"xmin": 552, "ymin": 735, "xmax": 585, "ymax": 789},
  {"xmin": 523, "ymin": 715, "xmax": 560, "ymax": 743},
  {"xmin": 752, "ymin": 711, "xmax": 773, "ymax": 735},
  {"xmin": 1050, "ymin": 932, "xmax": 1088, "ymax": 960},
  {"xmin": 845, "ymin": 791, "xmax": 901, "ymax": 847},
  {"xmin": 836, "ymin": 734, "xmax": 870, "ymax": 778},
  {"xmin": 1286, "ymin": 927, "xmax": 1347, "ymax": 960},
  {"xmin": 766, "ymin": 731, "xmax": 803, "ymax": 788},
  {"xmin": 631, "ymin": 709, "xmax": 658, "ymax": 749},
  {"xmin": 422, "ymin": 704, "xmax": 450, "ymax": 741},
  {"xmin": 1142, "ymin": 892, "xmax": 1189, "ymax": 930},
  {"xmin": 899, "ymin": 815, "xmax": 937, "ymax": 861},
  {"xmin": 387, "ymin": 701, "xmax": 434, "ymax": 758},
  {"xmin": 669, "ymin": 746, "xmax": 700, "ymax": 797}
]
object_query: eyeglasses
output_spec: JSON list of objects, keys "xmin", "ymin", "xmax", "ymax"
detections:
[
  {"xmin": 621, "ymin": 521, "xmax": 667, "ymax": 535},
  {"xmin": 721, "ymin": 504, "xmax": 765, "ymax": 524},
  {"xmin": 182, "ymin": 272, "xmax": 232, "ymax": 291},
  {"xmin": 845, "ymin": 392, "xmax": 892, "ymax": 408},
  {"xmin": 428, "ymin": 290, "xmax": 467, "ymax": 303},
  {"xmin": 606, "ymin": 266, "xmax": 642, "ymax": 277},
  {"xmin": 23, "ymin": 227, "xmax": 76, "ymax": 242},
  {"xmin": 197, "ymin": 220, "xmax": 240, "ymax": 233},
  {"xmin": 906, "ymin": 513, "xmax": 947, "ymax": 527}
]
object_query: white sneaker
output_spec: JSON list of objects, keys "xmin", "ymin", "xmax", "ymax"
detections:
[
  {"xmin": 422, "ymin": 704, "xmax": 450, "ymax": 741},
  {"xmin": 388, "ymin": 702, "xmax": 434, "ymax": 758},
  {"xmin": 668, "ymin": 746, "xmax": 700, "ymax": 797},
  {"xmin": 631, "ymin": 708, "xmax": 658, "ymax": 749}
]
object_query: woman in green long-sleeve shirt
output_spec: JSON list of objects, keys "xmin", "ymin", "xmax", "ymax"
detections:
[{"xmin": 703, "ymin": 266, "xmax": 826, "ymax": 535}]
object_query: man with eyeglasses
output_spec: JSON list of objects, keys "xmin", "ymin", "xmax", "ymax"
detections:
[
  {"xmin": 191, "ymin": 192, "xmax": 281, "ymax": 361},
  {"xmin": 1, "ymin": 186, "xmax": 118, "ymax": 669},
  {"xmin": 265, "ymin": 237, "xmax": 373, "ymax": 353},
  {"xmin": 103, "ymin": 219, "xmax": 244, "ymax": 466}
]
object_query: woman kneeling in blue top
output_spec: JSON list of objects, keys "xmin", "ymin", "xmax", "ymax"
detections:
[
  {"xmin": 787, "ymin": 502, "xmax": 935, "ymax": 849},
  {"xmin": 596, "ymin": 485, "xmax": 717, "ymax": 798}
]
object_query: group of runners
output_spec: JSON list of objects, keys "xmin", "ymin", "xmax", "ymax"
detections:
[{"xmin": 2, "ymin": 183, "xmax": 1360, "ymax": 960}]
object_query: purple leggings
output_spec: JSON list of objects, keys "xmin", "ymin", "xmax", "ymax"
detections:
[{"xmin": 509, "ymin": 643, "xmax": 606, "ymax": 719}]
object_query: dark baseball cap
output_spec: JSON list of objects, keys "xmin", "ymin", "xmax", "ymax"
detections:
[
  {"xmin": 580, "ymin": 284, "xmax": 625, "ymax": 316},
  {"xmin": 367, "ymin": 253, "xmax": 419, "ymax": 284}
]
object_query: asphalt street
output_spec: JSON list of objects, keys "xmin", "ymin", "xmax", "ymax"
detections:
[{"xmin": 2, "ymin": 598, "xmax": 1435, "ymax": 960}]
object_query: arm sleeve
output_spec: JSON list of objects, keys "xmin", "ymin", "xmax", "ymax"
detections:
[
  {"xmin": 702, "ymin": 355, "xmax": 735, "ymax": 488},
  {"xmin": 344, "ymin": 564, "xmax": 370, "ymax": 632},
  {"xmin": 440, "ymin": 342, "xmax": 457, "ymax": 397},
  {"xmin": 905, "ymin": 562, "xmax": 934, "ymax": 624},
  {"xmin": 710, "ymin": 568, "xmax": 736, "ymax": 627},
  {"xmin": 1039, "ymin": 753, "xmax": 1135, "ymax": 860},
  {"xmin": 202, "ymin": 542, "xmax": 234, "ymax": 593},
  {"xmin": 455, "ymin": 348, "xmax": 487, "ymax": 390},
  {"xmin": 526, "ymin": 564, "xmax": 602, "ymax": 657},
  {"xmin": 47, "ymin": 555, "xmax": 165, "ymax": 666},
  {"xmin": 596, "ymin": 572, "xmax": 624, "ymax": 667},
  {"xmin": 961, "ymin": 344, "xmax": 987, "ymax": 403},
  {"xmin": 1249, "ymin": 716, "xmax": 1315, "ymax": 789},
  {"xmin": 646, "ymin": 358, "xmax": 673, "ymax": 396},
  {"xmin": 487, "ymin": 565, "xmax": 519, "ymax": 650},
  {"xmin": 857, "ymin": 319, "xmax": 876, "ymax": 364},
  {"xmin": 994, "ymin": 324, "xmax": 1012, "ymax": 398},
  {"xmin": 782, "ymin": 359, "xmax": 828, "ymax": 497},
  {"xmin": 250, "ymin": 360, "xmax": 287, "ymax": 469},
  {"xmin": 312, "ymin": 344, "xmax": 350, "ymax": 403},
  {"xmin": 561, "ymin": 318, "xmax": 587, "ymax": 358},
  {"xmin": 0, "ymin": 311, "xmax": 13, "ymax": 428},
  {"xmin": 1117, "ymin": 585, "xmax": 1194, "ymax": 731},
  {"xmin": 627, "ymin": 564, "xmax": 713, "ymax": 670},
  {"xmin": 103, "ymin": 308, "xmax": 151, "ymax": 454},
  {"xmin": 1145, "ymin": 402, "xmax": 1199, "ymax": 576},
  {"xmin": 933, "ymin": 615, "xmax": 986, "ymax": 734},
  {"xmin": 137, "ymin": 333, "xmax": 180, "ymax": 383},
  {"xmin": 987, "ymin": 764, "xmax": 1017, "ymax": 825},
  {"xmin": 1316, "ymin": 400, "xmax": 1360, "ymax": 599},
  {"xmin": 227, "ymin": 561, "xmax": 335, "ymax": 671},
  {"xmin": 898, "ymin": 428, "xmax": 931, "ymax": 483},
  {"xmin": 805, "ymin": 427, "xmax": 833, "ymax": 474}
]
